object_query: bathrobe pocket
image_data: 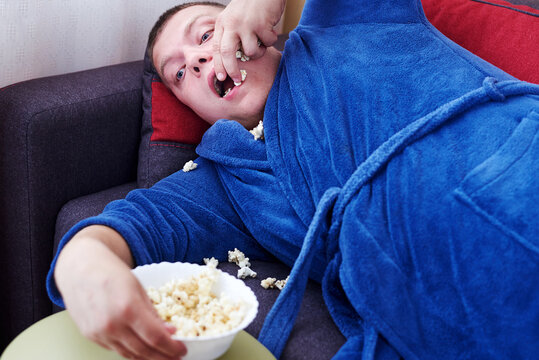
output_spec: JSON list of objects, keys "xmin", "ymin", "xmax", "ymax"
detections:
[{"xmin": 454, "ymin": 109, "xmax": 539, "ymax": 253}]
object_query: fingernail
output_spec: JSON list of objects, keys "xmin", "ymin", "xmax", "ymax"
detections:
[
  {"xmin": 217, "ymin": 72, "xmax": 225, "ymax": 81},
  {"xmin": 165, "ymin": 323, "xmax": 177, "ymax": 334}
]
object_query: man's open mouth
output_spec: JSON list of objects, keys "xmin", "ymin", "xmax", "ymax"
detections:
[{"xmin": 213, "ymin": 75, "xmax": 236, "ymax": 98}]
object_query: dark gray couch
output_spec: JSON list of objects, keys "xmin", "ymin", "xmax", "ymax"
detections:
[
  {"xmin": 0, "ymin": 58, "xmax": 345, "ymax": 358},
  {"xmin": 0, "ymin": 61, "xmax": 142, "ymax": 350}
]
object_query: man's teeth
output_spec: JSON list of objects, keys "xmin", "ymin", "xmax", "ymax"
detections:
[
  {"xmin": 213, "ymin": 70, "xmax": 247, "ymax": 97},
  {"xmin": 221, "ymin": 86, "xmax": 233, "ymax": 97},
  {"xmin": 212, "ymin": 77, "xmax": 229, "ymax": 97}
]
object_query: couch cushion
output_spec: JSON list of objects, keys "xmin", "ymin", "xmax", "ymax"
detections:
[
  {"xmin": 423, "ymin": 0, "xmax": 539, "ymax": 84},
  {"xmin": 53, "ymin": 182, "xmax": 138, "ymax": 257}
]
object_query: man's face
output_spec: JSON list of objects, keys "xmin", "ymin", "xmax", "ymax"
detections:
[{"xmin": 152, "ymin": 5, "xmax": 282, "ymax": 128}]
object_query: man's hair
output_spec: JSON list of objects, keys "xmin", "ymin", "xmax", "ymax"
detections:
[{"xmin": 147, "ymin": 1, "xmax": 226, "ymax": 68}]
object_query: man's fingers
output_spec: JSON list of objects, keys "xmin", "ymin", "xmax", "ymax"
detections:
[
  {"xmin": 219, "ymin": 30, "xmax": 242, "ymax": 83},
  {"xmin": 212, "ymin": 21, "xmax": 226, "ymax": 81},
  {"xmin": 257, "ymin": 29, "xmax": 278, "ymax": 50},
  {"xmin": 164, "ymin": 323, "xmax": 178, "ymax": 334},
  {"xmin": 87, "ymin": 286, "xmax": 185, "ymax": 360},
  {"xmin": 90, "ymin": 336, "xmax": 114, "ymax": 351},
  {"xmin": 131, "ymin": 305, "xmax": 187, "ymax": 358},
  {"xmin": 120, "ymin": 326, "xmax": 181, "ymax": 360},
  {"xmin": 109, "ymin": 340, "xmax": 140, "ymax": 360},
  {"xmin": 240, "ymin": 33, "xmax": 266, "ymax": 59}
]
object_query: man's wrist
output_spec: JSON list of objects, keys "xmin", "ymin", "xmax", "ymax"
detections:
[{"xmin": 54, "ymin": 226, "xmax": 134, "ymax": 289}]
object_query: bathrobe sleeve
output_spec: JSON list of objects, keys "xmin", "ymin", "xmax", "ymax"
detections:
[
  {"xmin": 299, "ymin": 0, "xmax": 422, "ymax": 27},
  {"xmin": 46, "ymin": 157, "xmax": 269, "ymax": 307}
]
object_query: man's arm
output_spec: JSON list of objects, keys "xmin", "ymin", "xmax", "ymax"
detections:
[
  {"xmin": 50, "ymin": 159, "xmax": 268, "ymax": 360},
  {"xmin": 54, "ymin": 225, "xmax": 187, "ymax": 360}
]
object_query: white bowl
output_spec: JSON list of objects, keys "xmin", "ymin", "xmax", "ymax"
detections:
[{"xmin": 132, "ymin": 261, "xmax": 258, "ymax": 360}]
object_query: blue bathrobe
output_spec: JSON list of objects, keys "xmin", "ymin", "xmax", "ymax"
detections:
[{"xmin": 48, "ymin": 0, "xmax": 539, "ymax": 358}]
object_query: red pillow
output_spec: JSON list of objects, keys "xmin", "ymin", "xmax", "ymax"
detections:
[
  {"xmin": 149, "ymin": 81, "xmax": 209, "ymax": 144},
  {"xmin": 423, "ymin": 0, "xmax": 539, "ymax": 84}
]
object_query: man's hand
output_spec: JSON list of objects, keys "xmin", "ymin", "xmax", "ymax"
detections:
[
  {"xmin": 55, "ymin": 226, "xmax": 187, "ymax": 360},
  {"xmin": 213, "ymin": 0, "xmax": 286, "ymax": 84}
]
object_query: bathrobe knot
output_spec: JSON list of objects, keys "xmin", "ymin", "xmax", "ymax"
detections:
[{"xmin": 483, "ymin": 77, "xmax": 506, "ymax": 102}]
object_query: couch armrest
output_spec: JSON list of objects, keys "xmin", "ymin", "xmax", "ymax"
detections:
[{"xmin": 0, "ymin": 60, "xmax": 143, "ymax": 350}]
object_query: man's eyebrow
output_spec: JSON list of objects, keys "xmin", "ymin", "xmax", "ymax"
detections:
[
  {"xmin": 184, "ymin": 14, "xmax": 206, "ymax": 39},
  {"xmin": 158, "ymin": 14, "xmax": 207, "ymax": 81}
]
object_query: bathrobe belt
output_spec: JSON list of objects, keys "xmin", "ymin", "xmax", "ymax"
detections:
[{"xmin": 258, "ymin": 78, "xmax": 539, "ymax": 359}]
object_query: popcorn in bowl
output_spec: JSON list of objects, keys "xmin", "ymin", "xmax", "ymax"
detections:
[{"xmin": 132, "ymin": 262, "xmax": 258, "ymax": 360}]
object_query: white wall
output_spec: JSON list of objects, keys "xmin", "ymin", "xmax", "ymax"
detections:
[{"xmin": 0, "ymin": 0, "xmax": 230, "ymax": 88}]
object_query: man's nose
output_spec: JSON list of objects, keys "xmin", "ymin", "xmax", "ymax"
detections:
[{"xmin": 187, "ymin": 52, "xmax": 211, "ymax": 76}]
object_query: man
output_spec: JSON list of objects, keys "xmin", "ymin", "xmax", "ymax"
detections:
[{"xmin": 49, "ymin": 0, "xmax": 539, "ymax": 359}]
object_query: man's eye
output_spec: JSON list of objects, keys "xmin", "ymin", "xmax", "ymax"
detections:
[
  {"xmin": 176, "ymin": 68, "xmax": 185, "ymax": 81},
  {"xmin": 201, "ymin": 31, "xmax": 213, "ymax": 43}
]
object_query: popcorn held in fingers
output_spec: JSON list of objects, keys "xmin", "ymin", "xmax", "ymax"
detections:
[
  {"xmin": 249, "ymin": 120, "xmax": 264, "ymax": 141},
  {"xmin": 237, "ymin": 266, "xmax": 257, "ymax": 279},
  {"xmin": 260, "ymin": 277, "xmax": 277, "ymax": 289},
  {"xmin": 182, "ymin": 160, "xmax": 198, "ymax": 172},
  {"xmin": 236, "ymin": 50, "xmax": 250, "ymax": 62},
  {"xmin": 203, "ymin": 257, "xmax": 219, "ymax": 268}
]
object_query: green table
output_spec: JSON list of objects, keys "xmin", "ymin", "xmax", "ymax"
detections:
[{"xmin": 1, "ymin": 311, "xmax": 275, "ymax": 360}]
